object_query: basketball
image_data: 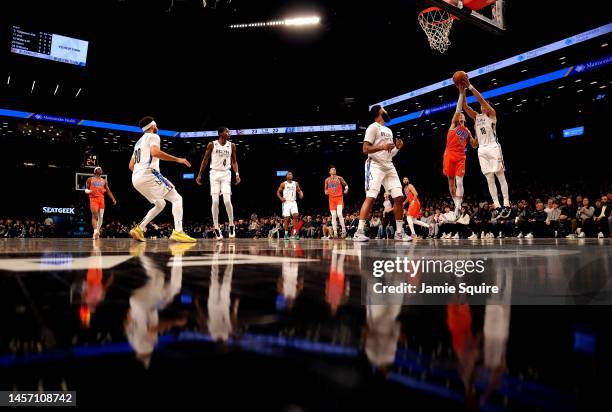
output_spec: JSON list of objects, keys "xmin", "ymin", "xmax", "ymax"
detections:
[{"xmin": 452, "ymin": 70, "xmax": 468, "ymax": 87}]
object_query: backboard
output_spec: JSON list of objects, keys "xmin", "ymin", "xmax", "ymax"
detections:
[{"xmin": 424, "ymin": 0, "xmax": 506, "ymax": 34}]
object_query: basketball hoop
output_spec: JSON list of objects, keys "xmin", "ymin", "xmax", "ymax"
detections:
[{"xmin": 418, "ymin": 7, "xmax": 456, "ymax": 53}]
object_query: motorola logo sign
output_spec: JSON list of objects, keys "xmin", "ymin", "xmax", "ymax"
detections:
[{"xmin": 42, "ymin": 207, "xmax": 75, "ymax": 215}]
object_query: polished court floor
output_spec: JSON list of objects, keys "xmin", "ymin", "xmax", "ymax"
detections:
[{"xmin": 1, "ymin": 238, "xmax": 611, "ymax": 410}]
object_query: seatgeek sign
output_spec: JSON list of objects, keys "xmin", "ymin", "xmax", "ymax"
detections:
[{"xmin": 42, "ymin": 207, "xmax": 75, "ymax": 215}]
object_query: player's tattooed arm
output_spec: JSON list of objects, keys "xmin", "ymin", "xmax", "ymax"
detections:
[
  {"xmin": 324, "ymin": 178, "xmax": 329, "ymax": 195},
  {"xmin": 231, "ymin": 143, "xmax": 241, "ymax": 184},
  {"xmin": 277, "ymin": 182, "xmax": 286, "ymax": 203},
  {"xmin": 339, "ymin": 176, "xmax": 349, "ymax": 194},
  {"xmin": 468, "ymin": 128, "xmax": 478, "ymax": 148},
  {"xmin": 196, "ymin": 142, "xmax": 214, "ymax": 185},
  {"xmin": 461, "ymin": 91, "xmax": 477, "ymax": 120},
  {"xmin": 104, "ymin": 180, "xmax": 117, "ymax": 205},
  {"xmin": 451, "ymin": 89, "xmax": 465, "ymax": 127},
  {"xmin": 296, "ymin": 182, "xmax": 304, "ymax": 199},
  {"xmin": 85, "ymin": 177, "xmax": 92, "ymax": 194}
]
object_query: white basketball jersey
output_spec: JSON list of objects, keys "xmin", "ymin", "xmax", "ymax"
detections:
[
  {"xmin": 475, "ymin": 114, "xmax": 498, "ymax": 146},
  {"xmin": 364, "ymin": 122, "xmax": 394, "ymax": 164},
  {"xmin": 210, "ymin": 140, "xmax": 232, "ymax": 171},
  {"xmin": 132, "ymin": 133, "xmax": 161, "ymax": 175},
  {"xmin": 283, "ymin": 181, "xmax": 297, "ymax": 201}
]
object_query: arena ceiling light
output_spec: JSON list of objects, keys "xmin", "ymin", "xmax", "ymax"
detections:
[{"xmin": 229, "ymin": 16, "xmax": 320, "ymax": 29}]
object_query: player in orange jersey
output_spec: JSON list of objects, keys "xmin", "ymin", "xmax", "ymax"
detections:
[
  {"xmin": 444, "ymin": 89, "xmax": 477, "ymax": 217},
  {"xmin": 85, "ymin": 166, "xmax": 117, "ymax": 239},
  {"xmin": 402, "ymin": 177, "xmax": 431, "ymax": 237},
  {"xmin": 324, "ymin": 165, "xmax": 349, "ymax": 238}
]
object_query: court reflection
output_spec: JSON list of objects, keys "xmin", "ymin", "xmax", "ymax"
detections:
[
  {"xmin": 124, "ymin": 243, "xmax": 194, "ymax": 368},
  {"xmin": 194, "ymin": 243, "xmax": 239, "ymax": 343}
]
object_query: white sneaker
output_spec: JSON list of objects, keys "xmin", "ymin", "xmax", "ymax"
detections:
[
  {"xmin": 486, "ymin": 232, "xmax": 495, "ymax": 239},
  {"xmin": 516, "ymin": 232, "xmax": 523, "ymax": 239},
  {"xmin": 566, "ymin": 234, "xmax": 576, "ymax": 239},
  {"xmin": 468, "ymin": 233, "xmax": 478, "ymax": 240},
  {"xmin": 214, "ymin": 228, "xmax": 223, "ymax": 240},
  {"xmin": 578, "ymin": 231, "xmax": 586, "ymax": 238},
  {"xmin": 441, "ymin": 233, "xmax": 448, "ymax": 239},
  {"xmin": 452, "ymin": 233, "xmax": 460, "ymax": 239},
  {"xmin": 598, "ymin": 232, "xmax": 605, "ymax": 239},
  {"xmin": 394, "ymin": 231, "xmax": 412, "ymax": 242},
  {"xmin": 481, "ymin": 231, "xmax": 485, "ymax": 239},
  {"xmin": 497, "ymin": 231, "xmax": 504, "ymax": 239},
  {"xmin": 353, "ymin": 231, "xmax": 369, "ymax": 242},
  {"xmin": 229, "ymin": 225, "xmax": 236, "ymax": 238},
  {"xmin": 525, "ymin": 232, "xmax": 534, "ymax": 239},
  {"xmin": 93, "ymin": 229, "xmax": 99, "ymax": 240}
]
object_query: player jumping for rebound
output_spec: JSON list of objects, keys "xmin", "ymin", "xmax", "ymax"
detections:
[
  {"xmin": 196, "ymin": 127, "xmax": 241, "ymax": 240},
  {"xmin": 444, "ymin": 90, "xmax": 477, "ymax": 217},
  {"xmin": 462, "ymin": 80, "xmax": 511, "ymax": 218},
  {"xmin": 353, "ymin": 105, "xmax": 410, "ymax": 242},
  {"xmin": 324, "ymin": 166, "xmax": 349, "ymax": 238},
  {"xmin": 277, "ymin": 171, "xmax": 304, "ymax": 240},
  {"xmin": 402, "ymin": 177, "xmax": 431, "ymax": 238},
  {"xmin": 85, "ymin": 166, "xmax": 117, "ymax": 239},
  {"xmin": 129, "ymin": 117, "xmax": 196, "ymax": 243}
]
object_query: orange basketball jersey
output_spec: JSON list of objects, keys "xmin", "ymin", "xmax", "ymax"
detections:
[
  {"xmin": 88, "ymin": 177, "xmax": 106, "ymax": 198},
  {"xmin": 327, "ymin": 177, "xmax": 343, "ymax": 198},
  {"xmin": 446, "ymin": 125, "xmax": 470, "ymax": 154}
]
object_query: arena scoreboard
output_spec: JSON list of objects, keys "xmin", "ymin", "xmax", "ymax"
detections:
[{"xmin": 10, "ymin": 26, "xmax": 88, "ymax": 67}]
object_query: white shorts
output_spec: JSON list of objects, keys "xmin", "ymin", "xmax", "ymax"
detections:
[
  {"xmin": 364, "ymin": 158, "xmax": 403, "ymax": 199},
  {"xmin": 478, "ymin": 144, "xmax": 505, "ymax": 174},
  {"xmin": 210, "ymin": 169, "xmax": 232, "ymax": 196},
  {"xmin": 282, "ymin": 200, "xmax": 299, "ymax": 217},
  {"xmin": 132, "ymin": 169, "xmax": 174, "ymax": 203}
]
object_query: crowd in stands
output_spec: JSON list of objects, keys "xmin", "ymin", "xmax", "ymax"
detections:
[
  {"xmin": 2, "ymin": 191, "xmax": 610, "ymax": 240},
  {"xmin": 0, "ymin": 217, "xmax": 56, "ymax": 238}
]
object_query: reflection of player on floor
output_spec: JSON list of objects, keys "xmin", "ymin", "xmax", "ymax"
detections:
[
  {"xmin": 402, "ymin": 177, "xmax": 431, "ymax": 237},
  {"xmin": 461, "ymin": 81, "xmax": 511, "ymax": 218},
  {"xmin": 196, "ymin": 127, "xmax": 241, "ymax": 240},
  {"xmin": 277, "ymin": 171, "xmax": 304, "ymax": 240},
  {"xmin": 85, "ymin": 166, "xmax": 116, "ymax": 239},
  {"xmin": 354, "ymin": 105, "xmax": 410, "ymax": 242},
  {"xmin": 324, "ymin": 166, "xmax": 349, "ymax": 238},
  {"xmin": 128, "ymin": 116, "xmax": 196, "ymax": 243},
  {"xmin": 444, "ymin": 90, "xmax": 477, "ymax": 217}
]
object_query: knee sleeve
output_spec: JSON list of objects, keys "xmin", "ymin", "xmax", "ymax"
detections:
[{"xmin": 455, "ymin": 176, "xmax": 464, "ymax": 198}]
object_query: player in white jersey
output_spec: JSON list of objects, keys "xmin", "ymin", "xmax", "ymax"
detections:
[
  {"xmin": 196, "ymin": 127, "xmax": 241, "ymax": 240},
  {"xmin": 461, "ymin": 81, "xmax": 511, "ymax": 218},
  {"xmin": 276, "ymin": 171, "xmax": 304, "ymax": 240},
  {"xmin": 128, "ymin": 116, "xmax": 196, "ymax": 243},
  {"xmin": 353, "ymin": 105, "xmax": 411, "ymax": 242}
]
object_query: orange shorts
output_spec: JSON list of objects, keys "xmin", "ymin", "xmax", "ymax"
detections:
[
  {"xmin": 407, "ymin": 198, "xmax": 421, "ymax": 218},
  {"xmin": 443, "ymin": 151, "xmax": 466, "ymax": 178},
  {"xmin": 89, "ymin": 196, "xmax": 105, "ymax": 211},
  {"xmin": 329, "ymin": 196, "xmax": 344, "ymax": 211}
]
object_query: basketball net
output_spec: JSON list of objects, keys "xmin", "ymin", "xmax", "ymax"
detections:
[{"xmin": 418, "ymin": 7, "xmax": 455, "ymax": 53}]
